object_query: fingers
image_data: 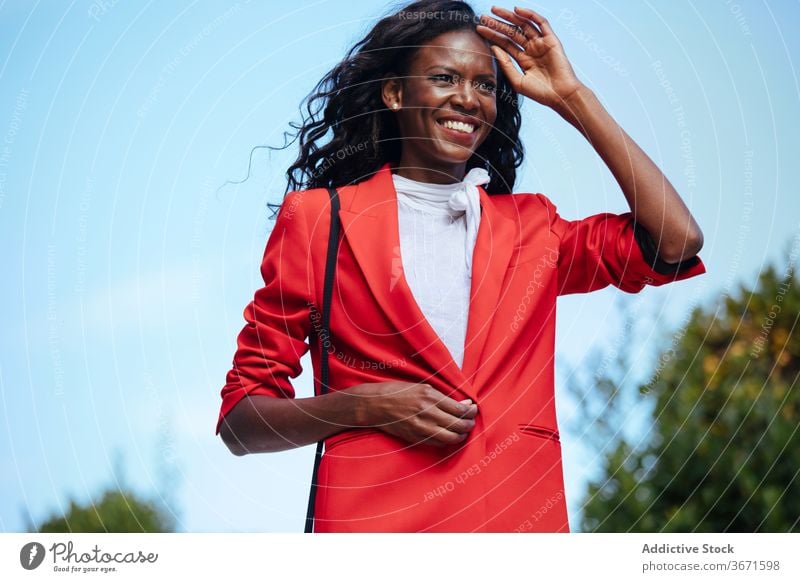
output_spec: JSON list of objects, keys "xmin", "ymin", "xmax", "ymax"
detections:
[
  {"xmin": 476, "ymin": 22, "xmax": 525, "ymax": 62},
  {"xmin": 442, "ymin": 411, "xmax": 476, "ymax": 435},
  {"xmin": 425, "ymin": 416, "xmax": 475, "ymax": 446},
  {"xmin": 428, "ymin": 426, "xmax": 471, "ymax": 447},
  {"xmin": 435, "ymin": 393, "xmax": 478, "ymax": 418},
  {"xmin": 479, "ymin": 12, "xmax": 529, "ymax": 46},
  {"xmin": 490, "ymin": 5, "xmax": 542, "ymax": 40},
  {"xmin": 399, "ymin": 384, "xmax": 479, "ymax": 447},
  {"xmin": 432, "ymin": 397, "xmax": 478, "ymax": 442},
  {"xmin": 458, "ymin": 399, "xmax": 479, "ymax": 419},
  {"xmin": 415, "ymin": 383, "xmax": 476, "ymax": 419},
  {"xmin": 513, "ymin": 5, "xmax": 554, "ymax": 37},
  {"xmin": 488, "ymin": 44, "xmax": 521, "ymax": 83},
  {"xmin": 404, "ymin": 393, "xmax": 476, "ymax": 446}
]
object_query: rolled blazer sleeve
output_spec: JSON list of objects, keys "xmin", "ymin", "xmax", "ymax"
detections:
[
  {"xmin": 216, "ymin": 191, "xmax": 314, "ymax": 434},
  {"xmin": 535, "ymin": 194, "xmax": 707, "ymax": 296}
]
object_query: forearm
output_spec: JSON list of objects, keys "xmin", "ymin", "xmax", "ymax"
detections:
[
  {"xmin": 553, "ymin": 85, "xmax": 703, "ymax": 262},
  {"xmin": 219, "ymin": 387, "xmax": 366, "ymax": 455}
]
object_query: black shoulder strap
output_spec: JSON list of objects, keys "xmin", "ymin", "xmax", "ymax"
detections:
[{"xmin": 304, "ymin": 186, "xmax": 341, "ymax": 533}]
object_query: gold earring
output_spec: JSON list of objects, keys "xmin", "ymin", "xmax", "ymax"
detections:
[{"xmin": 392, "ymin": 103, "xmax": 399, "ymax": 110}]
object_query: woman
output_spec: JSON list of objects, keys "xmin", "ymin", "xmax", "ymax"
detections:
[{"xmin": 216, "ymin": 1, "xmax": 706, "ymax": 532}]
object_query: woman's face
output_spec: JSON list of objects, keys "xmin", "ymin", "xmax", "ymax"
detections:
[{"xmin": 382, "ymin": 29, "xmax": 498, "ymax": 180}]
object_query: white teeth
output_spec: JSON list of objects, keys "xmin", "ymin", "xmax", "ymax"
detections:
[{"xmin": 440, "ymin": 119, "xmax": 476, "ymax": 134}]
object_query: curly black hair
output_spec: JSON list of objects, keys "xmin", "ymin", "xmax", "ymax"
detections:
[{"xmin": 241, "ymin": 0, "xmax": 525, "ymax": 218}]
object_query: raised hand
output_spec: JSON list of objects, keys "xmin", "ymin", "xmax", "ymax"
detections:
[{"xmin": 476, "ymin": 5, "xmax": 583, "ymax": 110}]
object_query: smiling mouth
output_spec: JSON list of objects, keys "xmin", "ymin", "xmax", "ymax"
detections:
[{"xmin": 436, "ymin": 118, "xmax": 478, "ymax": 134}]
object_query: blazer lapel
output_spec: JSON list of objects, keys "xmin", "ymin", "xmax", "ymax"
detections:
[
  {"xmin": 337, "ymin": 162, "xmax": 516, "ymax": 402},
  {"xmin": 461, "ymin": 184, "xmax": 517, "ymax": 383}
]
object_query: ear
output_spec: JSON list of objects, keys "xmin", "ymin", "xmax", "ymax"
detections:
[{"xmin": 381, "ymin": 73, "xmax": 403, "ymax": 110}]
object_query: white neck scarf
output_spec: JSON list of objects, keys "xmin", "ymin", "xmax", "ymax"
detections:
[{"xmin": 391, "ymin": 167, "xmax": 490, "ymax": 277}]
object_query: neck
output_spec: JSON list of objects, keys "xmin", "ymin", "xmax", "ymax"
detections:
[{"xmin": 391, "ymin": 158, "xmax": 467, "ymax": 184}]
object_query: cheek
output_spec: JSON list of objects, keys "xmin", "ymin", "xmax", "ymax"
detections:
[
  {"xmin": 484, "ymin": 103, "xmax": 498, "ymax": 132},
  {"xmin": 409, "ymin": 111, "xmax": 435, "ymax": 137},
  {"xmin": 396, "ymin": 110, "xmax": 428, "ymax": 138}
]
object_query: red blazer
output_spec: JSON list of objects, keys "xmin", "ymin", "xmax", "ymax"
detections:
[{"xmin": 216, "ymin": 161, "xmax": 706, "ymax": 532}]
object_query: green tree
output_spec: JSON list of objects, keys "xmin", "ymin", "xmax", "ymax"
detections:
[
  {"xmin": 32, "ymin": 441, "xmax": 179, "ymax": 533},
  {"xmin": 37, "ymin": 488, "xmax": 175, "ymax": 533},
  {"xmin": 571, "ymin": 248, "xmax": 799, "ymax": 532}
]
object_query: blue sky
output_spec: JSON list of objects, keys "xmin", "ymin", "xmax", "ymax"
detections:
[{"xmin": 1, "ymin": 0, "xmax": 798, "ymax": 532}]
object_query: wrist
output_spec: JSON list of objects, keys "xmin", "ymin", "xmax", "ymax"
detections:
[
  {"xmin": 340, "ymin": 383, "xmax": 372, "ymax": 428},
  {"xmin": 552, "ymin": 83, "xmax": 596, "ymax": 126}
]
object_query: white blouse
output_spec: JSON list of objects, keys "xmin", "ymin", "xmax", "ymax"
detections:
[{"xmin": 391, "ymin": 168, "xmax": 490, "ymax": 369}]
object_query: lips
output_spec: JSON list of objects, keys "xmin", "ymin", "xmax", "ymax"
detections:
[
  {"xmin": 437, "ymin": 118, "xmax": 476, "ymax": 134},
  {"xmin": 435, "ymin": 115, "xmax": 482, "ymax": 145}
]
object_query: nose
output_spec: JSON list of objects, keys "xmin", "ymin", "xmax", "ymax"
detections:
[{"xmin": 451, "ymin": 77, "xmax": 479, "ymax": 111}]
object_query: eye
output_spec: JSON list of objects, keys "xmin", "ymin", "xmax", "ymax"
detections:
[
  {"xmin": 430, "ymin": 73, "xmax": 457, "ymax": 84},
  {"xmin": 476, "ymin": 81, "xmax": 497, "ymax": 95}
]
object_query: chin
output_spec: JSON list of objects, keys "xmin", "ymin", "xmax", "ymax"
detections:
[{"xmin": 432, "ymin": 144, "xmax": 477, "ymax": 163}]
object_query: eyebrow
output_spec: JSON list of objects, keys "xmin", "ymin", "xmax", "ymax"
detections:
[{"xmin": 424, "ymin": 65, "xmax": 497, "ymax": 80}]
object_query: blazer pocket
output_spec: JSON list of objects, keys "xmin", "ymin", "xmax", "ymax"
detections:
[
  {"xmin": 507, "ymin": 244, "xmax": 560, "ymax": 268},
  {"xmin": 507, "ymin": 245, "xmax": 539, "ymax": 268},
  {"xmin": 517, "ymin": 423, "xmax": 560, "ymax": 443}
]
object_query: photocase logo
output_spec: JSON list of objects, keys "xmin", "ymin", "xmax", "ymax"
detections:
[{"xmin": 20, "ymin": 542, "xmax": 46, "ymax": 570}]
